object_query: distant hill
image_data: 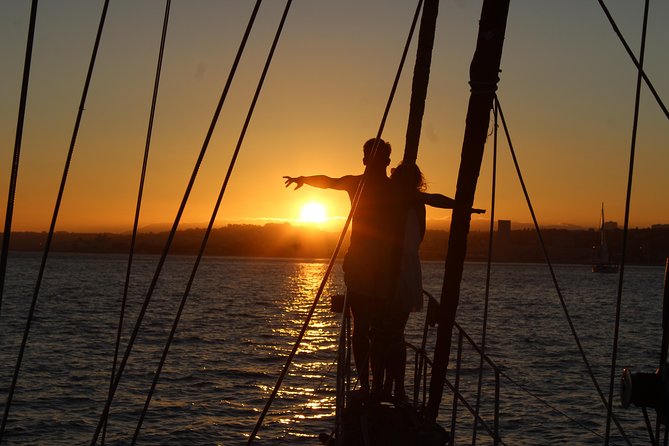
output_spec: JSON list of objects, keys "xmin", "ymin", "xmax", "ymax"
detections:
[{"xmin": 2, "ymin": 224, "xmax": 668, "ymax": 265}]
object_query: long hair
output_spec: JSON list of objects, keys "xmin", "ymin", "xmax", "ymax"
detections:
[{"xmin": 390, "ymin": 162, "xmax": 426, "ymax": 192}]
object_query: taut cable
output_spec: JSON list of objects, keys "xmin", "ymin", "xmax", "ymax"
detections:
[
  {"xmin": 0, "ymin": 0, "xmax": 38, "ymax": 320},
  {"xmin": 595, "ymin": 0, "xmax": 668, "ymax": 121},
  {"xmin": 101, "ymin": 1, "xmax": 172, "ymax": 444},
  {"xmin": 247, "ymin": 1, "xmax": 424, "ymax": 443},
  {"xmin": 471, "ymin": 97, "xmax": 498, "ymax": 446},
  {"xmin": 495, "ymin": 96, "xmax": 630, "ymax": 445},
  {"xmin": 604, "ymin": 1, "xmax": 649, "ymax": 444},
  {"xmin": 0, "ymin": 1, "xmax": 111, "ymax": 440},
  {"xmin": 130, "ymin": 0, "xmax": 287, "ymax": 442},
  {"xmin": 89, "ymin": 1, "xmax": 264, "ymax": 443}
]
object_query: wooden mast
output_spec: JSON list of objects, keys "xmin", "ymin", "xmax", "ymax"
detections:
[
  {"xmin": 426, "ymin": 0, "xmax": 510, "ymax": 422},
  {"xmin": 403, "ymin": 0, "xmax": 439, "ymax": 166}
]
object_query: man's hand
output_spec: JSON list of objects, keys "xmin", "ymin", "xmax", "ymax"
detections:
[{"xmin": 283, "ymin": 176, "xmax": 304, "ymax": 190}]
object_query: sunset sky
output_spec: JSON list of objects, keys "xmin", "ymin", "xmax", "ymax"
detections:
[{"xmin": 1, "ymin": 1, "xmax": 667, "ymax": 233}]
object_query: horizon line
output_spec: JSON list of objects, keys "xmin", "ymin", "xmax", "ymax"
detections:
[{"xmin": 4, "ymin": 219, "xmax": 668, "ymax": 235}]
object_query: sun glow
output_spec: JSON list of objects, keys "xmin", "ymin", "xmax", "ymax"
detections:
[{"xmin": 299, "ymin": 202, "xmax": 327, "ymax": 224}]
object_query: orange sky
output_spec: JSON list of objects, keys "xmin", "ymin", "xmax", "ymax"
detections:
[{"xmin": 1, "ymin": 1, "xmax": 667, "ymax": 233}]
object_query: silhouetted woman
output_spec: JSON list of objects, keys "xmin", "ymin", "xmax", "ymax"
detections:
[{"xmin": 370, "ymin": 162, "xmax": 483, "ymax": 403}]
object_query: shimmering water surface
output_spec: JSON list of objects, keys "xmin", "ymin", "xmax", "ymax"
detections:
[{"xmin": 0, "ymin": 252, "xmax": 664, "ymax": 445}]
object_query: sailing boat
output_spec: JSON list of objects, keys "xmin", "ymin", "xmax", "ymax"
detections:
[
  {"xmin": 1, "ymin": 0, "xmax": 667, "ymax": 445},
  {"xmin": 592, "ymin": 203, "xmax": 619, "ymax": 273}
]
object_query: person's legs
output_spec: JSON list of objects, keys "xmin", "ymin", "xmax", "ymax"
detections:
[
  {"xmin": 391, "ymin": 340, "xmax": 408, "ymax": 401},
  {"xmin": 386, "ymin": 311, "xmax": 410, "ymax": 402},
  {"xmin": 369, "ymin": 326, "xmax": 386, "ymax": 399}
]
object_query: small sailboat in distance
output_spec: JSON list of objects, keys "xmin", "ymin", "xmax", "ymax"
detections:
[{"xmin": 592, "ymin": 203, "xmax": 619, "ymax": 273}]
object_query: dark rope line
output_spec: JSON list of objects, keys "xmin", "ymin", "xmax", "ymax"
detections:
[
  {"xmin": 364, "ymin": 0, "xmax": 430, "ymax": 318},
  {"xmin": 334, "ymin": 294, "xmax": 350, "ymax": 441},
  {"xmin": 101, "ymin": 1, "xmax": 172, "ymax": 444},
  {"xmin": 89, "ymin": 2, "xmax": 263, "ymax": 444},
  {"xmin": 443, "ymin": 375, "xmax": 507, "ymax": 446},
  {"xmin": 373, "ymin": 0, "xmax": 424, "ymax": 148},
  {"xmin": 453, "ymin": 315, "xmax": 618, "ymax": 444},
  {"xmin": 497, "ymin": 366, "xmax": 622, "ymax": 445},
  {"xmin": 642, "ymin": 407, "xmax": 658, "ymax": 446},
  {"xmin": 604, "ymin": 1, "xmax": 649, "ymax": 443},
  {"xmin": 247, "ymin": 183, "xmax": 350, "ymax": 446},
  {"xmin": 247, "ymin": 1, "xmax": 424, "ymax": 443},
  {"xmin": 278, "ymin": 351, "xmax": 338, "ymax": 443},
  {"xmin": 0, "ymin": 0, "xmax": 38, "ymax": 319},
  {"xmin": 0, "ymin": 1, "xmax": 110, "ymax": 441},
  {"xmin": 660, "ymin": 260, "xmax": 669, "ymax": 445},
  {"xmin": 471, "ymin": 100, "xmax": 498, "ymax": 446},
  {"xmin": 494, "ymin": 96, "xmax": 631, "ymax": 446},
  {"xmin": 130, "ymin": 0, "xmax": 286, "ymax": 442},
  {"xmin": 595, "ymin": 0, "xmax": 668, "ymax": 121}
]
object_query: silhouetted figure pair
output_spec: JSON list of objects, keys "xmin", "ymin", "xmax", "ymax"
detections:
[{"xmin": 284, "ymin": 138, "xmax": 483, "ymax": 403}]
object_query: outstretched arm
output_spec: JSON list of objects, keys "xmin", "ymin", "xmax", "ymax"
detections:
[
  {"xmin": 283, "ymin": 175, "xmax": 359, "ymax": 192},
  {"xmin": 419, "ymin": 192, "xmax": 456, "ymax": 209},
  {"xmin": 417, "ymin": 191, "xmax": 485, "ymax": 214}
]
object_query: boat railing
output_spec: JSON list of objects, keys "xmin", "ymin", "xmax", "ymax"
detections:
[
  {"xmin": 411, "ymin": 291, "xmax": 501, "ymax": 445},
  {"xmin": 331, "ymin": 290, "xmax": 502, "ymax": 445}
]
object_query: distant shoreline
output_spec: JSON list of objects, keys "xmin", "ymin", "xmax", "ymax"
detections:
[{"xmin": 2, "ymin": 223, "xmax": 668, "ymax": 265}]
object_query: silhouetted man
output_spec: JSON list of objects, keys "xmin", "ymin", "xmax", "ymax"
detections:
[{"xmin": 284, "ymin": 138, "xmax": 393, "ymax": 394}]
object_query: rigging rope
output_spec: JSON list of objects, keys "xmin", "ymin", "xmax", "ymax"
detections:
[
  {"xmin": 0, "ymin": 1, "xmax": 111, "ymax": 440},
  {"xmin": 442, "ymin": 309, "xmax": 616, "ymax": 444},
  {"xmin": 604, "ymin": 1, "xmax": 649, "ymax": 444},
  {"xmin": 451, "ymin": 317, "xmax": 622, "ymax": 444},
  {"xmin": 278, "ymin": 348, "xmax": 338, "ymax": 443},
  {"xmin": 334, "ymin": 293, "xmax": 351, "ymax": 441},
  {"xmin": 0, "ymin": 0, "xmax": 38, "ymax": 320},
  {"xmin": 471, "ymin": 99, "xmax": 498, "ymax": 446},
  {"xmin": 443, "ymin": 367, "xmax": 507, "ymax": 446},
  {"xmin": 497, "ymin": 366, "xmax": 623, "ymax": 445},
  {"xmin": 89, "ymin": 2, "xmax": 264, "ymax": 443},
  {"xmin": 660, "ymin": 260, "xmax": 669, "ymax": 445},
  {"xmin": 129, "ymin": 0, "xmax": 288, "ymax": 442},
  {"xmin": 247, "ymin": 1, "xmax": 424, "ymax": 443},
  {"xmin": 494, "ymin": 96, "xmax": 631, "ymax": 446},
  {"xmin": 595, "ymin": 0, "xmax": 669, "ymax": 121},
  {"xmin": 101, "ymin": 1, "xmax": 172, "ymax": 444}
]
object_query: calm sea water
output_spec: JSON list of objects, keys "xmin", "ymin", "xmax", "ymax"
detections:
[{"xmin": 0, "ymin": 252, "xmax": 664, "ymax": 445}]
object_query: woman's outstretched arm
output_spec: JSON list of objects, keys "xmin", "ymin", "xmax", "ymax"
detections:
[{"xmin": 418, "ymin": 191, "xmax": 485, "ymax": 213}]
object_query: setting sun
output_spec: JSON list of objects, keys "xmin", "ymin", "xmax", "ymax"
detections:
[{"xmin": 299, "ymin": 202, "xmax": 327, "ymax": 224}]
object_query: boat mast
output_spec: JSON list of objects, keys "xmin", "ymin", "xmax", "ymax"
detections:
[
  {"xmin": 426, "ymin": 0, "xmax": 510, "ymax": 422},
  {"xmin": 599, "ymin": 202, "xmax": 610, "ymax": 263},
  {"xmin": 403, "ymin": 0, "xmax": 439, "ymax": 166}
]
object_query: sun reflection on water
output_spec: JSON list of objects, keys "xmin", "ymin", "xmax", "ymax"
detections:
[
  {"xmin": 283, "ymin": 262, "xmax": 331, "ymax": 306},
  {"xmin": 261, "ymin": 261, "xmax": 342, "ymax": 439}
]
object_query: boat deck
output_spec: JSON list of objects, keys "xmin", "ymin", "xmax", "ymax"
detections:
[{"xmin": 322, "ymin": 394, "xmax": 450, "ymax": 446}]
